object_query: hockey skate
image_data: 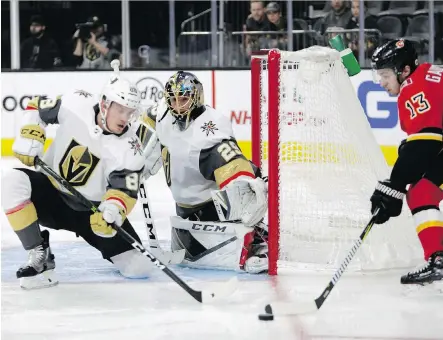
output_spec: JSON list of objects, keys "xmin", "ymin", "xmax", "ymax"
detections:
[
  {"xmin": 244, "ymin": 223, "xmax": 269, "ymax": 274},
  {"xmin": 17, "ymin": 229, "xmax": 58, "ymax": 289},
  {"xmin": 400, "ymin": 251, "xmax": 443, "ymax": 285}
]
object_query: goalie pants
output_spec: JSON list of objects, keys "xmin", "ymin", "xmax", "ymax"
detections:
[{"xmin": 14, "ymin": 168, "xmax": 141, "ymax": 261}]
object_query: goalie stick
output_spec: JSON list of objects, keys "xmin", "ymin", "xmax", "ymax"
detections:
[
  {"xmin": 35, "ymin": 157, "xmax": 238, "ymax": 303},
  {"xmin": 259, "ymin": 208, "xmax": 380, "ymax": 319},
  {"xmin": 138, "ymin": 181, "xmax": 185, "ymax": 265}
]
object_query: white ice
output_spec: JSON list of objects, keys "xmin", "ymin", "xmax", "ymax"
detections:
[{"xmin": 1, "ymin": 157, "xmax": 442, "ymax": 340}]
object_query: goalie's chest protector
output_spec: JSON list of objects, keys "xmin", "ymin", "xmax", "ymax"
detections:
[{"xmin": 156, "ymin": 107, "xmax": 229, "ymax": 207}]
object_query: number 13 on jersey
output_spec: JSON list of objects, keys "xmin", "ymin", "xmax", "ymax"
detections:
[{"xmin": 405, "ymin": 92, "xmax": 431, "ymax": 119}]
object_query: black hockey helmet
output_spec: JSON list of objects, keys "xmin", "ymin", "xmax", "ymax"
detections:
[
  {"xmin": 371, "ymin": 39, "xmax": 418, "ymax": 78},
  {"xmin": 164, "ymin": 71, "xmax": 204, "ymax": 130}
]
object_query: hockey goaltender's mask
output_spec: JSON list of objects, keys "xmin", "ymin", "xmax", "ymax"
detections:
[{"xmin": 165, "ymin": 71, "xmax": 204, "ymax": 131}]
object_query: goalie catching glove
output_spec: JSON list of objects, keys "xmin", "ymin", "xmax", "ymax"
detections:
[
  {"xmin": 212, "ymin": 176, "xmax": 268, "ymax": 227},
  {"xmin": 90, "ymin": 200, "xmax": 126, "ymax": 238},
  {"xmin": 13, "ymin": 124, "xmax": 46, "ymax": 166},
  {"xmin": 370, "ymin": 179, "xmax": 406, "ymax": 224}
]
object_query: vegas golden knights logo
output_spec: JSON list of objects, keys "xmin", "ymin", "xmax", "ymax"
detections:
[
  {"xmin": 161, "ymin": 144, "xmax": 171, "ymax": 187},
  {"xmin": 59, "ymin": 139, "xmax": 100, "ymax": 186}
]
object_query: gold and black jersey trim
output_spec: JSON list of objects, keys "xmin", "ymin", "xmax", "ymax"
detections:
[
  {"xmin": 136, "ymin": 122, "xmax": 153, "ymax": 148},
  {"xmin": 106, "ymin": 167, "xmax": 143, "ymax": 214},
  {"xmin": 199, "ymin": 138, "xmax": 255, "ymax": 188},
  {"xmin": 26, "ymin": 96, "xmax": 62, "ymax": 125},
  {"xmin": 141, "ymin": 106, "xmax": 157, "ymax": 129},
  {"xmin": 214, "ymin": 158, "xmax": 255, "ymax": 188}
]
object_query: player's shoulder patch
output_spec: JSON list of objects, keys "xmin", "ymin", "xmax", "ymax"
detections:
[
  {"xmin": 194, "ymin": 107, "xmax": 234, "ymax": 149},
  {"xmin": 102, "ymin": 131, "xmax": 145, "ymax": 174},
  {"xmin": 199, "ymin": 106, "xmax": 232, "ymax": 136},
  {"xmin": 60, "ymin": 90, "xmax": 97, "ymax": 117},
  {"xmin": 128, "ymin": 136, "xmax": 144, "ymax": 156},
  {"xmin": 73, "ymin": 89, "xmax": 93, "ymax": 98},
  {"xmin": 200, "ymin": 120, "xmax": 219, "ymax": 136}
]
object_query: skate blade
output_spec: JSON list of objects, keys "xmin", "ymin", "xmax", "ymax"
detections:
[{"xmin": 20, "ymin": 269, "xmax": 59, "ymax": 290}]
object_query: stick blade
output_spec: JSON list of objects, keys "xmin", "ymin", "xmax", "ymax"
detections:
[
  {"xmin": 201, "ymin": 276, "xmax": 238, "ymax": 303},
  {"xmin": 263, "ymin": 300, "xmax": 318, "ymax": 316}
]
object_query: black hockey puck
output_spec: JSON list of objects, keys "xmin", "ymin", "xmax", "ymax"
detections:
[
  {"xmin": 258, "ymin": 304, "xmax": 275, "ymax": 321},
  {"xmin": 258, "ymin": 313, "xmax": 274, "ymax": 321}
]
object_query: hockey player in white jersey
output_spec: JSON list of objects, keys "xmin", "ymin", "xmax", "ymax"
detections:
[
  {"xmin": 141, "ymin": 71, "xmax": 269, "ymax": 274},
  {"xmin": 1, "ymin": 60, "xmax": 156, "ymax": 289}
]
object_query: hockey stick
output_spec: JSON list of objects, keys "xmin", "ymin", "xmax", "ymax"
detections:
[
  {"xmin": 259, "ymin": 208, "xmax": 380, "ymax": 319},
  {"xmin": 138, "ymin": 181, "xmax": 185, "ymax": 264},
  {"xmin": 35, "ymin": 157, "xmax": 237, "ymax": 303}
]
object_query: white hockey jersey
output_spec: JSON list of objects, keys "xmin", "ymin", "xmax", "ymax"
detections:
[
  {"xmin": 24, "ymin": 91, "xmax": 146, "ymax": 213},
  {"xmin": 143, "ymin": 100, "xmax": 256, "ymax": 218}
]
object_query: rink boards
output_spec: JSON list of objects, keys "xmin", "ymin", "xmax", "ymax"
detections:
[{"xmin": 2, "ymin": 70, "xmax": 404, "ymax": 165}]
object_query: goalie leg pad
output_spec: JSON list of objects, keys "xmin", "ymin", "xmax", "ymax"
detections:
[{"xmin": 170, "ymin": 216, "xmax": 263, "ymax": 272}]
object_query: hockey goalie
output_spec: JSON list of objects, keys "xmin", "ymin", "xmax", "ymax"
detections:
[{"xmin": 141, "ymin": 71, "xmax": 269, "ymax": 274}]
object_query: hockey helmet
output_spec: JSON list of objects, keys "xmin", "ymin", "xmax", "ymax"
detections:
[
  {"xmin": 164, "ymin": 71, "xmax": 204, "ymax": 131},
  {"xmin": 371, "ymin": 39, "xmax": 418, "ymax": 83},
  {"xmin": 99, "ymin": 59, "xmax": 141, "ymax": 132}
]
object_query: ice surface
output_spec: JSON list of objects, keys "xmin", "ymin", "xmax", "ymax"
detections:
[{"xmin": 2, "ymin": 158, "xmax": 442, "ymax": 340}]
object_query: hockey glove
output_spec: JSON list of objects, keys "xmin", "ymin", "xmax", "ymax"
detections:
[
  {"xmin": 370, "ymin": 179, "xmax": 406, "ymax": 225},
  {"xmin": 13, "ymin": 124, "xmax": 46, "ymax": 166},
  {"xmin": 90, "ymin": 201, "xmax": 126, "ymax": 238},
  {"xmin": 212, "ymin": 176, "xmax": 268, "ymax": 227}
]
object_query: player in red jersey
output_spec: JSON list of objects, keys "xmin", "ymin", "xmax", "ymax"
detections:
[{"xmin": 370, "ymin": 39, "xmax": 443, "ymax": 285}]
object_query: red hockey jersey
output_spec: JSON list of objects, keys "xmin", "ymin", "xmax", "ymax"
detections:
[{"xmin": 398, "ymin": 63, "xmax": 443, "ymax": 137}]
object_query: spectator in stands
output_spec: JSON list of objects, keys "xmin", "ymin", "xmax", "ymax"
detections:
[
  {"xmin": 20, "ymin": 15, "xmax": 62, "ymax": 69},
  {"xmin": 72, "ymin": 16, "xmax": 121, "ymax": 69},
  {"xmin": 346, "ymin": 0, "xmax": 379, "ymax": 61},
  {"xmin": 319, "ymin": 0, "xmax": 352, "ymax": 35},
  {"xmin": 263, "ymin": 2, "xmax": 288, "ymax": 49},
  {"xmin": 243, "ymin": 1, "xmax": 268, "ymax": 57}
]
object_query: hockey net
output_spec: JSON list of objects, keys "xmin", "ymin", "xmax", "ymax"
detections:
[{"xmin": 251, "ymin": 47, "xmax": 422, "ymax": 275}]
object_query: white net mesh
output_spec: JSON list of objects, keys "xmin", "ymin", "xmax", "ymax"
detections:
[{"xmin": 257, "ymin": 47, "xmax": 422, "ymax": 272}]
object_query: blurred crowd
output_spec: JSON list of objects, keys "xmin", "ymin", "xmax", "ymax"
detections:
[
  {"xmin": 242, "ymin": 0, "xmax": 377, "ymax": 57},
  {"xmin": 19, "ymin": 14, "xmax": 121, "ymax": 70},
  {"xmin": 237, "ymin": 0, "xmax": 442, "ymax": 66},
  {"xmin": 2, "ymin": 0, "xmax": 442, "ymax": 70}
]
